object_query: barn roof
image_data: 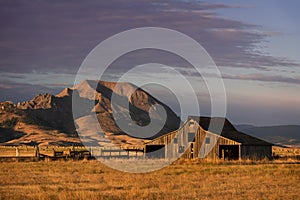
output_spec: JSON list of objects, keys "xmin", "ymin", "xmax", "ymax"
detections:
[{"xmin": 188, "ymin": 116, "xmax": 272, "ymax": 146}]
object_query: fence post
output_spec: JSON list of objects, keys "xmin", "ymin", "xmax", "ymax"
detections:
[
  {"xmin": 15, "ymin": 147, "xmax": 19, "ymax": 157},
  {"xmin": 35, "ymin": 145, "xmax": 40, "ymax": 161}
]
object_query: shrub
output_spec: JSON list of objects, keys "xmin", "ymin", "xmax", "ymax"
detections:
[{"xmin": 0, "ymin": 117, "xmax": 18, "ymax": 129}]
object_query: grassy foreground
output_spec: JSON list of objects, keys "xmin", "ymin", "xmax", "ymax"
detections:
[{"xmin": 0, "ymin": 160, "xmax": 299, "ymax": 200}]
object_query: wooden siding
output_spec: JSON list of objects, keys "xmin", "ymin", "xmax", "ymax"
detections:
[
  {"xmin": 181, "ymin": 125, "xmax": 240, "ymax": 160},
  {"xmin": 145, "ymin": 119, "xmax": 240, "ymax": 160}
]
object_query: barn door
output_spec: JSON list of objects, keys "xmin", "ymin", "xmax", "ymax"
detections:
[{"xmin": 219, "ymin": 145, "xmax": 239, "ymax": 160}]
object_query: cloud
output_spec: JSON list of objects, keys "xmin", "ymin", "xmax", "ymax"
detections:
[
  {"xmin": 0, "ymin": 0, "xmax": 298, "ymax": 75},
  {"xmin": 0, "ymin": 72, "xmax": 75, "ymax": 87},
  {"xmin": 0, "ymin": 80, "xmax": 64, "ymax": 103},
  {"xmin": 223, "ymin": 73, "xmax": 300, "ymax": 85}
]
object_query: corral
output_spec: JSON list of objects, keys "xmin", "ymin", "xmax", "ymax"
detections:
[{"xmin": 0, "ymin": 146, "xmax": 91, "ymax": 161}]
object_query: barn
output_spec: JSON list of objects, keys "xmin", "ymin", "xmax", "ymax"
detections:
[{"xmin": 144, "ymin": 116, "xmax": 272, "ymax": 160}]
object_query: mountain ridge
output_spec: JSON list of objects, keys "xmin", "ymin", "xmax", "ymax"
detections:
[{"xmin": 0, "ymin": 80, "xmax": 181, "ymax": 146}]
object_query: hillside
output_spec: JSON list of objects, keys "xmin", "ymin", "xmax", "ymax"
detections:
[
  {"xmin": 0, "ymin": 80, "xmax": 181, "ymax": 146},
  {"xmin": 236, "ymin": 125, "xmax": 300, "ymax": 147},
  {"xmin": 235, "ymin": 124, "xmax": 257, "ymax": 131},
  {"xmin": 0, "ymin": 101, "xmax": 81, "ymax": 146}
]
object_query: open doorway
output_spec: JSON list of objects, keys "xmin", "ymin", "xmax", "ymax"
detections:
[
  {"xmin": 219, "ymin": 145, "xmax": 239, "ymax": 160},
  {"xmin": 145, "ymin": 145, "xmax": 165, "ymax": 158}
]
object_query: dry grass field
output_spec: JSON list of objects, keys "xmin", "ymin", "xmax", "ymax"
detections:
[{"xmin": 0, "ymin": 160, "xmax": 299, "ymax": 200}]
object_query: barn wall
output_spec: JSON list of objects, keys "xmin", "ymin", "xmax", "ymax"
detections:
[
  {"xmin": 241, "ymin": 145, "xmax": 272, "ymax": 159},
  {"xmin": 145, "ymin": 121, "xmax": 190, "ymax": 159},
  {"xmin": 204, "ymin": 135, "xmax": 240, "ymax": 160},
  {"xmin": 181, "ymin": 125, "xmax": 240, "ymax": 160}
]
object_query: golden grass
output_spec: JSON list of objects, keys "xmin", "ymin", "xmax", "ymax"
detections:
[
  {"xmin": 0, "ymin": 160, "xmax": 299, "ymax": 200},
  {"xmin": 273, "ymin": 146, "xmax": 300, "ymax": 158}
]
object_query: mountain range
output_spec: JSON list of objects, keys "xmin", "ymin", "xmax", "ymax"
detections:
[
  {"xmin": 1, "ymin": 80, "xmax": 299, "ymax": 147},
  {"xmin": 0, "ymin": 80, "xmax": 180, "ymax": 146}
]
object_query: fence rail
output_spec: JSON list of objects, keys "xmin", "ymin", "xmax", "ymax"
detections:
[{"xmin": 0, "ymin": 145, "xmax": 145, "ymax": 161}]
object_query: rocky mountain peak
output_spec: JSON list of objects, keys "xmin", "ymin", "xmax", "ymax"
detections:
[
  {"xmin": 17, "ymin": 93, "xmax": 55, "ymax": 110},
  {"xmin": 56, "ymin": 88, "xmax": 73, "ymax": 98}
]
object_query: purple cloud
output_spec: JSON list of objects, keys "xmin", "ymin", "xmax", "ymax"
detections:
[
  {"xmin": 0, "ymin": 0, "xmax": 298, "ymax": 75},
  {"xmin": 0, "ymin": 80, "xmax": 63, "ymax": 102},
  {"xmin": 223, "ymin": 73, "xmax": 300, "ymax": 85}
]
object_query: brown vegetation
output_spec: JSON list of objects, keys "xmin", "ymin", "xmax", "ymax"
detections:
[
  {"xmin": 0, "ymin": 160, "xmax": 299, "ymax": 200},
  {"xmin": 273, "ymin": 146, "xmax": 300, "ymax": 159}
]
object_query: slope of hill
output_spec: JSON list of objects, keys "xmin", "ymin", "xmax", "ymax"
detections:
[
  {"xmin": 235, "ymin": 124, "xmax": 257, "ymax": 131},
  {"xmin": 0, "ymin": 80, "xmax": 181, "ymax": 146},
  {"xmin": 237, "ymin": 125, "xmax": 300, "ymax": 147},
  {"xmin": 75, "ymin": 80, "xmax": 181, "ymax": 138},
  {"xmin": 0, "ymin": 101, "xmax": 81, "ymax": 146}
]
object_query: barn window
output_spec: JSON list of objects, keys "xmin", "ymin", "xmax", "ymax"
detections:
[
  {"xmin": 173, "ymin": 138, "xmax": 178, "ymax": 144},
  {"xmin": 205, "ymin": 137, "xmax": 210, "ymax": 144},
  {"xmin": 179, "ymin": 146, "xmax": 185, "ymax": 153},
  {"xmin": 189, "ymin": 121, "xmax": 195, "ymax": 126},
  {"xmin": 188, "ymin": 132, "xmax": 195, "ymax": 142}
]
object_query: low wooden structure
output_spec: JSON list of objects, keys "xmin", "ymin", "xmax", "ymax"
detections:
[
  {"xmin": 144, "ymin": 116, "xmax": 272, "ymax": 160},
  {"xmin": 0, "ymin": 146, "xmax": 92, "ymax": 161}
]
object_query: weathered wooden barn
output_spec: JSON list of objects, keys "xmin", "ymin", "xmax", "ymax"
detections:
[{"xmin": 144, "ymin": 116, "xmax": 272, "ymax": 160}]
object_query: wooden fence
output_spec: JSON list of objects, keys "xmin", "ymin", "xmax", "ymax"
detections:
[{"xmin": 0, "ymin": 145, "xmax": 144, "ymax": 161}]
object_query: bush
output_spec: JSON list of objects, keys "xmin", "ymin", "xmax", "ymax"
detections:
[
  {"xmin": 22, "ymin": 115, "xmax": 54, "ymax": 131},
  {"xmin": 13, "ymin": 109, "xmax": 25, "ymax": 116},
  {"xmin": 22, "ymin": 115, "xmax": 36, "ymax": 125},
  {"xmin": 0, "ymin": 118, "xmax": 18, "ymax": 129}
]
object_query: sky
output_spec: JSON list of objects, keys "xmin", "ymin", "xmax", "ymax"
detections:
[{"xmin": 0, "ymin": 0, "xmax": 299, "ymax": 126}]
